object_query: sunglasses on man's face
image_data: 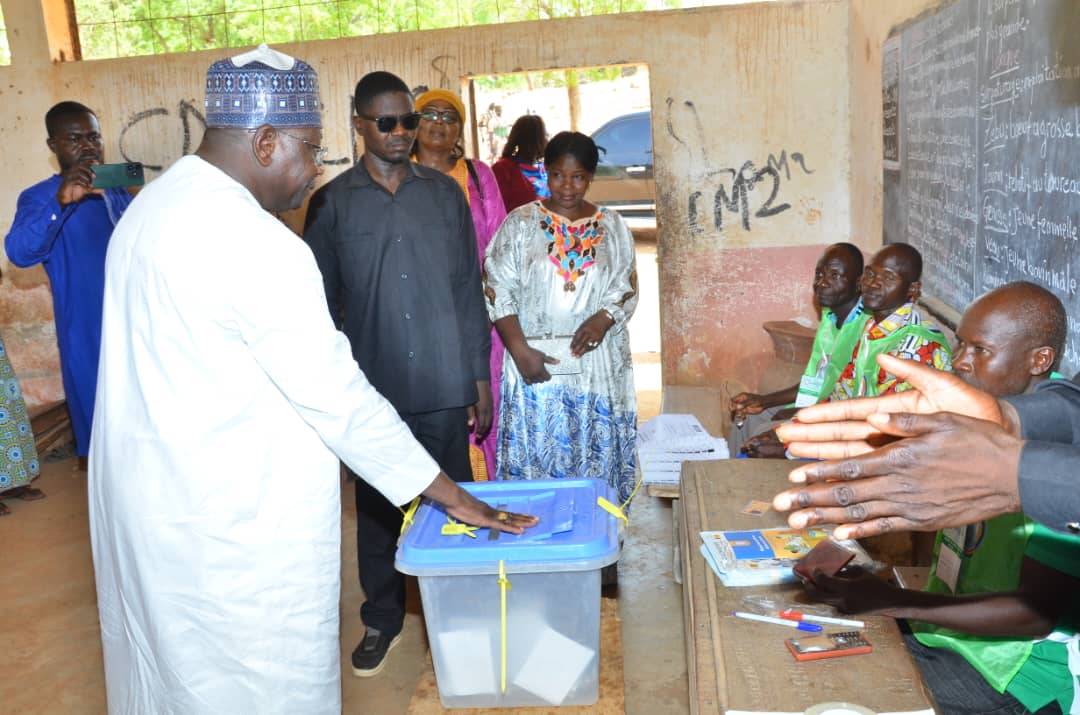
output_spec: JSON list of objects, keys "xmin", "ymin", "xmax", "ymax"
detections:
[
  {"xmin": 359, "ymin": 112, "xmax": 422, "ymax": 133},
  {"xmin": 419, "ymin": 109, "xmax": 460, "ymax": 125}
]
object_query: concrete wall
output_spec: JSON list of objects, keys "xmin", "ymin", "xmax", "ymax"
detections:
[{"xmin": 0, "ymin": 0, "xmax": 933, "ymax": 407}]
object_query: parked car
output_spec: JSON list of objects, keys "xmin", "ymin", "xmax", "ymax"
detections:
[{"xmin": 587, "ymin": 111, "xmax": 655, "ymax": 216}]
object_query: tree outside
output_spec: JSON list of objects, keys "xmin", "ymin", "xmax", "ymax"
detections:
[
  {"xmin": 470, "ymin": 64, "xmax": 650, "ymax": 164},
  {"xmin": 70, "ymin": 0, "xmax": 727, "ymax": 60},
  {"xmin": 0, "ymin": 4, "xmax": 10, "ymax": 66}
]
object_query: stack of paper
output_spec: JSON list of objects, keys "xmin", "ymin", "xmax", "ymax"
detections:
[{"xmin": 637, "ymin": 414, "xmax": 729, "ymax": 484}]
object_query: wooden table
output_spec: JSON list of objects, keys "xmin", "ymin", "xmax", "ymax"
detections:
[{"xmin": 679, "ymin": 459, "xmax": 934, "ymax": 715}]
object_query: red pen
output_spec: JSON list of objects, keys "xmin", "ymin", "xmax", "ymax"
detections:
[{"xmin": 779, "ymin": 609, "xmax": 865, "ymax": 628}]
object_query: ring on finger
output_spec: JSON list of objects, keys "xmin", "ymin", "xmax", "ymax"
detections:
[{"xmin": 497, "ymin": 511, "xmax": 509, "ymax": 522}]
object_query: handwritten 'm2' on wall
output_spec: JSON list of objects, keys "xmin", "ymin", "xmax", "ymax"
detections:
[{"xmin": 686, "ymin": 149, "xmax": 814, "ymax": 235}]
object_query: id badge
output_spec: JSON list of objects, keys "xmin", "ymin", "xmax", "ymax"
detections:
[
  {"xmin": 794, "ymin": 375, "xmax": 825, "ymax": 407},
  {"xmin": 935, "ymin": 527, "xmax": 965, "ymax": 593}
]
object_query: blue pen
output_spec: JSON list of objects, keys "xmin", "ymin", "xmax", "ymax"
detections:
[{"xmin": 732, "ymin": 611, "xmax": 823, "ymax": 632}]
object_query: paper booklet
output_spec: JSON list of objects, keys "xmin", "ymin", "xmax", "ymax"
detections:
[{"xmin": 699, "ymin": 527, "xmax": 872, "ymax": 588}]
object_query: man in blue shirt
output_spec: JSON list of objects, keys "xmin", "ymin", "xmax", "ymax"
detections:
[{"xmin": 5, "ymin": 102, "xmax": 133, "ymax": 461}]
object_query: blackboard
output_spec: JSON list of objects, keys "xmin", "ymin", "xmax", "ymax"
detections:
[{"xmin": 883, "ymin": 0, "xmax": 1080, "ymax": 374}]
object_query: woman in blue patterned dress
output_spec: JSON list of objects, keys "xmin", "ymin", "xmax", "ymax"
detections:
[
  {"xmin": 484, "ymin": 131, "xmax": 638, "ymax": 502},
  {"xmin": 0, "ymin": 335, "xmax": 42, "ymax": 516}
]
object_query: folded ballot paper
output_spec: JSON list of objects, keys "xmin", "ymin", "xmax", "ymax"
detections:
[
  {"xmin": 512, "ymin": 623, "xmax": 596, "ymax": 704},
  {"xmin": 435, "ymin": 629, "xmax": 497, "ymax": 697},
  {"xmin": 638, "ymin": 414, "xmax": 729, "ymax": 485},
  {"xmin": 700, "ymin": 527, "xmax": 873, "ymax": 587}
]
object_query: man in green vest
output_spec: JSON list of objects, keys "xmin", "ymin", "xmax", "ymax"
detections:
[
  {"xmin": 829, "ymin": 243, "xmax": 951, "ymax": 400},
  {"xmin": 801, "ymin": 281, "xmax": 1080, "ymax": 715},
  {"xmin": 731, "ymin": 242, "xmax": 869, "ymax": 457}
]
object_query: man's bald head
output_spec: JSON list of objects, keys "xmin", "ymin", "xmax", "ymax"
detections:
[
  {"xmin": 827, "ymin": 242, "xmax": 864, "ymax": 274},
  {"xmin": 953, "ymin": 281, "xmax": 1066, "ymax": 396},
  {"xmin": 877, "ymin": 243, "xmax": 922, "ymax": 283},
  {"xmin": 861, "ymin": 243, "xmax": 923, "ymax": 315}
]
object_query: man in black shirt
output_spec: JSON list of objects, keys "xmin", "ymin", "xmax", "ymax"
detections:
[{"xmin": 304, "ymin": 71, "xmax": 491, "ymax": 677}]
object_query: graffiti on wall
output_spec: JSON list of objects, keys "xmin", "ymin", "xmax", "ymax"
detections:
[
  {"xmin": 687, "ymin": 149, "xmax": 815, "ymax": 234},
  {"xmin": 664, "ymin": 96, "xmax": 817, "ymax": 236},
  {"xmin": 119, "ymin": 99, "xmax": 352, "ymax": 172}
]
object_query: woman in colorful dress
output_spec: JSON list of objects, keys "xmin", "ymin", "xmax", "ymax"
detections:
[
  {"xmin": 413, "ymin": 88, "xmax": 508, "ymax": 479},
  {"xmin": 484, "ymin": 131, "xmax": 638, "ymax": 503},
  {"xmin": 0, "ymin": 333, "xmax": 42, "ymax": 516},
  {"xmin": 492, "ymin": 114, "xmax": 549, "ymax": 213}
]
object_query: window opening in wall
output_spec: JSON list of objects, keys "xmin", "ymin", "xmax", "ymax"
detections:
[
  {"xmin": 0, "ymin": 4, "xmax": 10, "ymax": 65},
  {"xmin": 65, "ymin": 0, "xmax": 753, "ymax": 62},
  {"xmin": 465, "ymin": 63, "xmax": 662, "ymax": 418}
]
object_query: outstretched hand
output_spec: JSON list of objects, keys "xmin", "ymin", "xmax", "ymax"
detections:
[
  {"xmin": 445, "ymin": 491, "xmax": 538, "ymax": 535},
  {"xmin": 775, "ymin": 354, "xmax": 1006, "ymax": 460},
  {"xmin": 422, "ymin": 472, "xmax": 539, "ymax": 535},
  {"xmin": 773, "ymin": 410, "xmax": 1023, "ymax": 539}
]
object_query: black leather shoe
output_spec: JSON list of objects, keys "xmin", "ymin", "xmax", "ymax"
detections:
[{"xmin": 351, "ymin": 627, "xmax": 402, "ymax": 678}]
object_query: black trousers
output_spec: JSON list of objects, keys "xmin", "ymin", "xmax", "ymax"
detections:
[{"xmin": 353, "ymin": 406, "xmax": 472, "ymax": 638}]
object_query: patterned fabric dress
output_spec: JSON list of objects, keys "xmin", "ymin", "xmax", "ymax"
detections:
[
  {"xmin": 483, "ymin": 201, "xmax": 638, "ymax": 502},
  {"xmin": 0, "ymin": 336, "xmax": 40, "ymax": 495}
]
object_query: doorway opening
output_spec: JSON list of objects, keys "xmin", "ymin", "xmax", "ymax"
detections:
[{"xmin": 463, "ymin": 64, "xmax": 661, "ymax": 420}]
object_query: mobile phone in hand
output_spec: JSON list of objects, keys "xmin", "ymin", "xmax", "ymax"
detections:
[
  {"xmin": 92, "ymin": 162, "xmax": 145, "ymax": 190},
  {"xmin": 793, "ymin": 539, "xmax": 856, "ymax": 585}
]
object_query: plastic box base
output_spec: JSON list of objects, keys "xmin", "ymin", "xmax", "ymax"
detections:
[{"xmin": 419, "ymin": 568, "xmax": 603, "ymax": 709}]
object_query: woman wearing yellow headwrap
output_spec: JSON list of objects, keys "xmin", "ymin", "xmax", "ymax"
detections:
[{"xmin": 413, "ymin": 88, "xmax": 507, "ymax": 479}]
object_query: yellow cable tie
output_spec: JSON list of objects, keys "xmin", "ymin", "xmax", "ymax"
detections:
[
  {"xmin": 498, "ymin": 560, "xmax": 511, "ymax": 693},
  {"xmin": 597, "ymin": 496, "xmax": 628, "ymax": 525},
  {"xmin": 621, "ymin": 471, "xmax": 644, "ymax": 512},
  {"xmin": 399, "ymin": 497, "xmax": 421, "ymax": 536},
  {"xmin": 441, "ymin": 521, "xmax": 479, "ymax": 538}
]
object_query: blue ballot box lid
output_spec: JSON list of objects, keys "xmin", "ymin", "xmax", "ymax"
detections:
[{"xmin": 395, "ymin": 479, "xmax": 622, "ymax": 576}]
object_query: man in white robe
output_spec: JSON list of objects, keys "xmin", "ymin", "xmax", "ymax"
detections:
[{"xmin": 88, "ymin": 46, "xmax": 534, "ymax": 714}]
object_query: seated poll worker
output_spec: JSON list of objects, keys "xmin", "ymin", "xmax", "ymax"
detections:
[
  {"xmin": 740, "ymin": 243, "xmax": 952, "ymax": 457},
  {"xmin": 798, "ymin": 282, "xmax": 1079, "ymax": 715},
  {"xmin": 828, "ymin": 243, "xmax": 951, "ymax": 399},
  {"xmin": 729, "ymin": 243, "xmax": 868, "ymax": 458}
]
